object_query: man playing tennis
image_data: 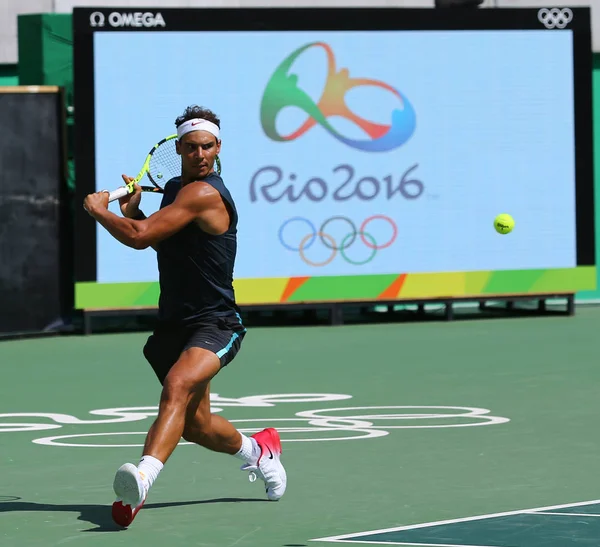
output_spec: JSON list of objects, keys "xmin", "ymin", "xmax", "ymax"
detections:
[{"xmin": 83, "ymin": 105, "xmax": 287, "ymax": 528}]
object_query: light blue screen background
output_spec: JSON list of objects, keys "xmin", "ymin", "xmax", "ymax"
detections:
[{"xmin": 93, "ymin": 30, "xmax": 575, "ymax": 283}]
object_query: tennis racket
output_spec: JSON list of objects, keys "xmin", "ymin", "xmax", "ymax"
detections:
[
  {"xmin": 107, "ymin": 134, "xmax": 179, "ymax": 203},
  {"xmin": 106, "ymin": 135, "xmax": 222, "ymax": 203}
]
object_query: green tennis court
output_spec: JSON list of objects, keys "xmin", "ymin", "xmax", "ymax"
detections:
[{"xmin": 2, "ymin": 306, "xmax": 600, "ymax": 546}]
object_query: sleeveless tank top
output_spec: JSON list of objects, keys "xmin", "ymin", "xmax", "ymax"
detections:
[{"xmin": 155, "ymin": 173, "xmax": 240, "ymax": 324}]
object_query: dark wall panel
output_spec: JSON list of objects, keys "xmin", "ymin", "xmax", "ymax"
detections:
[{"xmin": 0, "ymin": 87, "xmax": 70, "ymax": 334}]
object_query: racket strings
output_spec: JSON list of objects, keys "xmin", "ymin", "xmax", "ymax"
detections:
[{"xmin": 148, "ymin": 142, "xmax": 180, "ymax": 188}]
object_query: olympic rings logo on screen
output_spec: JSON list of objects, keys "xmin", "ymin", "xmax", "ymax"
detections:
[
  {"xmin": 538, "ymin": 8, "xmax": 573, "ymax": 29},
  {"xmin": 260, "ymin": 42, "xmax": 416, "ymax": 153},
  {"xmin": 278, "ymin": 215, "xmax": 397, "ymax": 267}
]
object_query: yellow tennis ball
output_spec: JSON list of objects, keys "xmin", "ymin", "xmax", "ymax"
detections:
[{"xmin": 494, "ymin": 213, "xmax": 514, "ymax": 234}]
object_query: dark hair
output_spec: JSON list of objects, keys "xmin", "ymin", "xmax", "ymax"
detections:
[{"xmin": 175, "ymin": 105, "xmax": 220, "ymax": 129}]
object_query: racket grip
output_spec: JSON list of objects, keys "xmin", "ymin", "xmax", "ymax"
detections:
[{"xmin": 107, "ymin": 186, "xmax": 130, "ymax": 203}]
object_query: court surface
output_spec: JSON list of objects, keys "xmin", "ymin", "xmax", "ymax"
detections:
[{"xmin": 2, "ymin": 305, "xmax": 600, "ymax": 546}]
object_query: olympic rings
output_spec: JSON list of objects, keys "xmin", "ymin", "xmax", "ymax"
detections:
[
  {"xmin": 360, "ymin": 215, "xmax": 398, "ymax": 250},
  {"xmin": 300, "ymin": 232, "xmax": 337, "ymax": 267},
  {"xmin": 278, "ymin": 215, "xmax": 397, "ymax": 266},
  {"xmin": 340, "ymin": 232, "xmax": 377, "ymax": 265},
  {"xmin": 319, "ymin": 216, "xmax": 357, "ymax": 250},
  {"xmin": 538, "ymin": 8, "xmax": 573, "ymax": 29},
  {"xmin": 278, "ymin": 217, "xmax": 317, "ymax": 251}
]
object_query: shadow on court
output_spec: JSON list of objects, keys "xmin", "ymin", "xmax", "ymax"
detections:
[{"xmin": 0, "ymin": 496, "xmax": 268, "ymax": 532}]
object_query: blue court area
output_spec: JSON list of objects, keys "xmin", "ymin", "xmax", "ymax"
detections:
[{"xmin": 314, "ymin": 501, "xmax": 600, "ymax": 546}]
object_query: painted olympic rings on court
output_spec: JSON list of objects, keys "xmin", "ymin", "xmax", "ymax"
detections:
[
  {"xmin": 28, "ymin": 404, "xmax": 509, "ymax": 447},
  {"xmin": 278, "ymin": 215, "xmax": 397, "ymax": 266}
]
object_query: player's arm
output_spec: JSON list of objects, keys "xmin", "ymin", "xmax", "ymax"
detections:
[
  {"xmin": 124, "ymin": 210, "xmax": 160, "ymax": 252},
  {"xmin": 117, "ymin": 177, "xmax": 145, "ymax": 220},
  {"xmin": 114, "ymin": 179, "xmax": 157, "ymax": 250},
  {"xmin": 84, "ymin": 182, "xmax": 223, "ymax": 250}
]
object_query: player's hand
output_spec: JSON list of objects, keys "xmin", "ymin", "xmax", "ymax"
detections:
[
  {"xmin": 83, "ymin": 191, "xmax": 109, "ymax": 215},
  {"xmin": 118, "ymin": 174, "xmax": 143, "ymax": 218}
]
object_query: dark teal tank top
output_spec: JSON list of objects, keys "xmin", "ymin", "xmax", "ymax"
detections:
[{"xmin": 156, "ymin": 173, "xmax": 240, "ymax": 324}]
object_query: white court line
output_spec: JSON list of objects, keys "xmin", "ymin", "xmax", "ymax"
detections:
[
  {"xmin": 525, "ymin": 511, "xmax": 600, "ymax": 518},
  {"xmin": 311, "ymin": 498, "xmax": 600, "ymax": 544},
  {"xmin": 309, "ymin": 542, "xmax": 499, "ymax": 547}
]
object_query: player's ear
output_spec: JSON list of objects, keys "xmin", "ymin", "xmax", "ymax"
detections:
[
  {"xmin": 216, "ymin": 139, "xmax": 221, "ymax": 154},
  {"xmin": 175, "ymin": 139, "xmax": 181, "ymax": 155}
]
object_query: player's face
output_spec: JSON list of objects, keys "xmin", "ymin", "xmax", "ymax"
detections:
[{"xmin": 177, "ymin": 131, "xmax": 221, "ymax": 180}]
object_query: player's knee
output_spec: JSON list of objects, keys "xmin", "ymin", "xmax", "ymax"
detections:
[{"xmin": 161, "ymin": 375, "xmax": 196, "ymax": 406}]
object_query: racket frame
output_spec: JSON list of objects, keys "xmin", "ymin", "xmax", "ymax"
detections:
[
  {"xmin": 130, "ymin": 133, "xmax": 179, "ymax": 193},
  {"xmin": 106, "ymin": 133, "xmax": 222, "ymax": 203}
]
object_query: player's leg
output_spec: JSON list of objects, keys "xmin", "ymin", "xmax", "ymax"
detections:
[
  {"xmin": 178, "ymin": 320, "xmax": 287, "ymax": 503},
  {"xmin": 141, "ymin": 347, "xmax": 221, "ymax": 461},
  {"xmin": 181, "ymin": 382, "xmax": 243, "ymax": 453},
  {"xmin": 178, "ymin": 316, "xmax": 250, "ymax": 456},
  {"xmin": 182, "ymin": 387, "xmax": 287, "ymax": 501},
  {"xmin": 174, "ymin": 316, "xmax": 286, "ymax": 501},
  {"xmin": 174, "ymin": 314, "xmax": 248, "ymax": 456},
  {"xmin": 112, "ymin": 346, "xmax": 220, "ymax": 527}
]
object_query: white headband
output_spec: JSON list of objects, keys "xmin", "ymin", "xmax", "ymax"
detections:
[{"xmin": 177, "ymin": 118, "xmax": 220, "ymax": 140}]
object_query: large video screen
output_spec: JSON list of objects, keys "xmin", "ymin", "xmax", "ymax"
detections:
[{"xmin": 73, "ymin": 8, "xmax": 595, "ymax": 308}]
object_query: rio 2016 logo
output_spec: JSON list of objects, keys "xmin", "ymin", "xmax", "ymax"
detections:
[
  {"xmin": 250, "ymin": 41, "xmax": 425, "ymax": 205},
  {"xmin": 260, "ymin": 42, "xmax": 416, "ymax": 152}
]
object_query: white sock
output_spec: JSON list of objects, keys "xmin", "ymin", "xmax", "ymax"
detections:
[
  {"xmin": 234, "ymin": 434, "xmax": 261, "ymax": 464},
  {"xmin": 138, "ymin": 455, "xmax": 163, "ymax": 489}
]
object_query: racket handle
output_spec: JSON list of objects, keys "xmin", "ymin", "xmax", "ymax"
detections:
[{"xmin": 107, "ymin": 186, "xmax": 130, "ymax": 203}]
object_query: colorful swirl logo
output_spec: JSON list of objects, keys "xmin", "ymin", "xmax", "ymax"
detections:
[{"xmin": 260, "ymin": 42, "xmax": 416, "ymax": 152}]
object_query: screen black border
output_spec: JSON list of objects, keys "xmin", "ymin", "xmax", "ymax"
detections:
[{"xmin": 73, "ymin": 6, "xmax": 594, "ymax": 283}]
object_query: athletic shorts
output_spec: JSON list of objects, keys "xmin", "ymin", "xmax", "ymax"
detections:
[{"xmin": 142, "ymin": 314, "xmax": 247, "ymax": 384}]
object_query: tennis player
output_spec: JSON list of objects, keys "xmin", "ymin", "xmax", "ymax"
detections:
[{"xmin": 83, "ymin": 105, "xmax": 287, "ymax": 528}]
